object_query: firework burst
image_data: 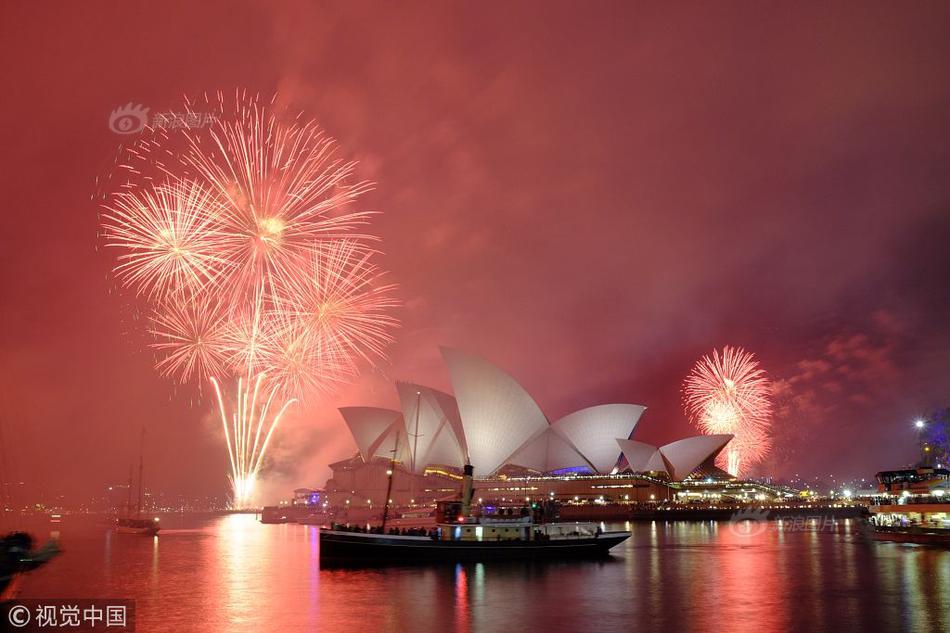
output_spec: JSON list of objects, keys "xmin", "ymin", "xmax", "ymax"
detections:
[
  {"xmin": 683, "ymin": 346, "xmax": 772, "ymax": 477},
  {"xmin": 282, "ymin": 239, "xmax": 401, "ymax": 368},
  {"xmin": 101, "ymin": 180, "xmax": 231, "ymax": 300},
  {"xmin": 148, "ymin": 297, "xmax": 230, "ymax": 383},
  {"xmin": 101, "ymin": 91, "xmax": 399, "ymax": 508}
]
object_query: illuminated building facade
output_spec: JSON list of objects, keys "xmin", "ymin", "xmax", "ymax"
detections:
[{"xmin": 325, "ymin": 348, "xmax": 740, "ymax": 509}]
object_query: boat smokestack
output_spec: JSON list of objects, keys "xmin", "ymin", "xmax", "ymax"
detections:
[{"xmin": 461, "ymin": 464, "xmax": 474, "ymax": 516}]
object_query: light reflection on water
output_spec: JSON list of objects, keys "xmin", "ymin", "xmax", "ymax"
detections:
[{"xmin": 11, "ymin": 515, "xmax": 950, "ymax": 632}]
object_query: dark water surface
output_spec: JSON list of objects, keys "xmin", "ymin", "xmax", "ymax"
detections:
[{"xmin": 12, "ymin": 514, "xmax": 950, "ymax": 632}]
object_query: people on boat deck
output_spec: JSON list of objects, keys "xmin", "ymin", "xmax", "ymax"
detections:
[{"xmin": 329, "ymin": 523, "xmax": 441, "ymax": 539}]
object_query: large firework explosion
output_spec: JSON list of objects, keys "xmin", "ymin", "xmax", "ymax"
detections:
[
  {"xmin": 682, "ymin": 346, "xmax": 772, "ymax": 477},
  {"xmin": 100, "ymin": 90, "xmax": 399, "ymax": 507}
]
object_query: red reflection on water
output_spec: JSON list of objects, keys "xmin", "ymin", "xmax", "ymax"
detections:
[
  {"xmin": 308, "ymin": 526, "xmax": 319, "ymax": 623},
  {"xmin": 706, "ymin": 523, "xmax": 787, "ymax": 633},
  {"xmin": 455, "ymin": 564, "xmax": 470, "ymax": 633},
  {"xmin": 208, "ymin": 514, "xmax": 319, "ymax": 630}
]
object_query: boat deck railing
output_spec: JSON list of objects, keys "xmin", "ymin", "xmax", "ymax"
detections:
[{"xmin": 869, "ymin": 494, "xmax": 949, "ymax": 506}]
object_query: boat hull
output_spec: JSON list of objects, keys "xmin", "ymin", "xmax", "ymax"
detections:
[
  {"xmin": 115, "ymin": 526, "xmax": 160, "ymax": 536},
  {"xmin": 870, "ymin": 527, "xmax": 950, "ymax": 546},
  {"xmin": 115, "ymin": 519, "xmax": 160, "ymax": 536},
  {"xmin": 318, "ymin": 529, "xmax": 630, "ymax": 563}
]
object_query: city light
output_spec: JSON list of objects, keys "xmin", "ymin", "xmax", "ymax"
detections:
[{"xmin": 915, "ymin": 420, "xmax": 926, "ymax": 429}]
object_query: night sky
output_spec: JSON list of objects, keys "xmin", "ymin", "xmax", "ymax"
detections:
[{"xmin": 3, "ymin": 1, "xmax": 950, "ymax": 501}]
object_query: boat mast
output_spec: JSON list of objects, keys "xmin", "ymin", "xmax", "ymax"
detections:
[
  {"xmin": 380, "ymin": 428, "xmax": 400, "ymax": 531},
  {"xmin": 0, "ymin": 403, "xmax": 9, "ymax": 526},
  {"xmin": 136, "ymin": 428, "xmax": 145, "ymax": 517},
  {"xmin": 410, "ymin": 390, "xmax": 422, "ymax": 501},
  {"xmin": 126, "ymin": 465, "xmax": 133, "ymax": 517}
]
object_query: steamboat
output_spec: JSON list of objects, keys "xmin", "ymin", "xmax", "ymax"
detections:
[{"xmin": 319, "ymin": 465, "xmax": 631, "ymax": 562}]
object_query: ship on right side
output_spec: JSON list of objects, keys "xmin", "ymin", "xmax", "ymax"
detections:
[{"xmin": 867, "ymin": 467, "xmax": 950, "ymax": 545}]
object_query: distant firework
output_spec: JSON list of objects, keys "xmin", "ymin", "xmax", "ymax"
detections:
[
  {"xmin": 101, "ymin": 90, "xmax": 399, "ymax": 508},
  {"xmin": 683, "ymin": 346, "xmax": 772, "ymax": 477}
]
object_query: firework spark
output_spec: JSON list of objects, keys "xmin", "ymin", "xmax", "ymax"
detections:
[
  {"xmin": 101, "ymin": 180, "xmax": 231, "ymax": 300},
  {"xmin": 101, "ymin": 91, "xmax": 399, "ymax": 508},
  {"xmin": 282, "ymin": 239, "xmax": 401, "ymax": 368},
  {"xmin": 211, "ymin": 375, "xmax": 296, "ymax": 509},
  {"xmin": 154, "ymin": 90, "xmax": 375, "ymax": 299},
  {"xmin": 683, "ymin": 346, "xmax": 772, "ymax": 477},
  {"xmin": 149, "ymin": 297, "xmax": 229, "ymax": 383}
]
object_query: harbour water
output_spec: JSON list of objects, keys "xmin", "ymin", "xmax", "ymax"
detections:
[{"xmin": 12, "ymin": 513, "xmax": 950, "ymax": 632}]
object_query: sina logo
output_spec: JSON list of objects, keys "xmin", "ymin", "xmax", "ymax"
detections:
[
  {"xmin": 109, "ymin": 103, "xmax": 150, "ymax": 134},
  {"xmin": 728, "ymin": 507, "xmax": 770, "ymax": 537}
]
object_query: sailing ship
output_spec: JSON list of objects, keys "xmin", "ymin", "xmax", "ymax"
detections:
[{"xmin": 115, "ymin": 431, "xmax": 160, "ymax": 536}]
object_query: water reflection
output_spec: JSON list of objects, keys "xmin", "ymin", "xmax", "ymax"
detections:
[
  {"xmin": 150, "ymin": 535, "xmax": 159, "ymax": 590},
  {"xmin": 10, "ymin": 515, "xmax": 950, "ymax": 633},
  {"xmin": 308, "ymin": 526, "xmax": 319, "ymax": 624},
  {"xmin": 454, "ymin": 564, "xmax": 469, "ymax": 633}
]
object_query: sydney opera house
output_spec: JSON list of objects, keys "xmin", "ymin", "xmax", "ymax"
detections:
[{"xmin": 324, "ymin": 348, "xmax": 747, "ymax": 510}]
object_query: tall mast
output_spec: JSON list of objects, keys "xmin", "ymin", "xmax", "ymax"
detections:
[
  {"xmin": 126, "ymin": 465, "xmax": 133, "ymax": 516},
  {"xmin": 0, "ymin": 405, "xmax": 9, "ymax": 525},
  {"xmin": 380, "ymin": 429, "xmax": 400, "ymax": 531},
  {"xmin": 136, "ymin": 428, "xmax": 145, "ymax": 516},
  {"xmin": 411, "ymin": 391, "xmax": 422, "ymax": 474},
  {"xmin": 410, "ymin": 391, "xmax": 422, "ymax": 502}
]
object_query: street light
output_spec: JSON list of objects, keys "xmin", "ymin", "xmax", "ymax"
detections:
[{"xmin": 915, "ymin": 420, "xmax": 928, "ymax": 466}]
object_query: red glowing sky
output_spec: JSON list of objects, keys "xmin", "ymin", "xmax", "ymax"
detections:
[{"xmin": 2, "ymin": 1, "xmax": 950, "ymax": 500}]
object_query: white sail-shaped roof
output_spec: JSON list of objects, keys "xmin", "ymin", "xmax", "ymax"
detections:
[
  {"xmin": 396, "ymin": 382, "xmax": 468, "ymax": 472},
  {"xmin": 659, "ymin": 434, "xmax": 732, "ymax": 481},
  {"xmin": 440, "ymin": 347, "xmax": 550, "ymax": 475},
  {"xmin": 506, "ymin": 428, "xmax": 594, "ymax": 472},
  {"xmin": 616, "ymin": 439, "xmax": 667, "ymax": 473},
  {"xmin": 617, "ymin": 435, "xmax": 733, "ymax": 481},
  {"xmin": 370, "ymin": 418, "xmax": 413, "ymax": 464},
  {"xmin": 644, "ymin": 449, "xmax": 669, "ymax": 472},
  {"xmin": 339, "ymin": 407, "xmax": 404, "ymax": 463},
  {"xmin": 552, "ymin": 404, "xmax": 646, "ymax": 473}
]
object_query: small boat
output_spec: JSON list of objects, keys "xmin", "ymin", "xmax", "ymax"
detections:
[
  {"xmin": 319, "ymin": 465, "xmax": 630, "ymax": 563},
  {"xmin": 259, "ymin": 506, "xmax": 294, "ymax": 524},
  {"xmin": 297, "ymin": 512, "xmax": 330, "ymax": 526},
  {"xmin": 115, "ymin": 517, "xmax": 160, "ymax": 536},
  {"xmin": 261, "ymin": 489, "xmax": 330, "ymax": 525},
  {"xmin": 0, "ymin": 533, "xmax": 61, "ymax": 600},
  {"xmin": 867, "ymin": 467, "xmax": 950, "ymax": 546},
  {"xmin": 114, "ymin": 429, "xmax": 160, "ymax": 537}
]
